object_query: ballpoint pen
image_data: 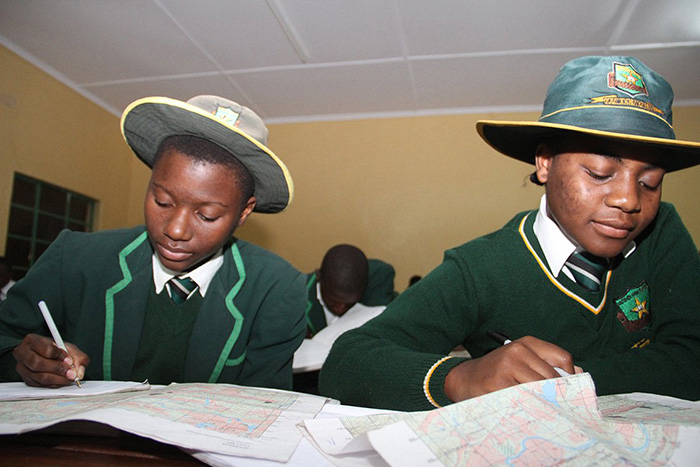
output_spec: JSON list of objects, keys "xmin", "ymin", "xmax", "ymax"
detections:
[
  {"xmin": 487, "ymin": 330, "xmax": 569, "ymax": 377},
  {"xmin": 38, "ymin": 300, "xmax": 82, "ymax": 388}
]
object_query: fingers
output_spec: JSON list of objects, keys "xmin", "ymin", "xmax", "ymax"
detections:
[
  {"xmin": 444, "ymin": 336, "xmax": 576, "ymax": 403},
  {"xmin": 65, "ymin": 342, "xmax": 90, "ymax": 382},
  {"xmin": 515, "ymin": 336, "xmax": 576, "ymax": 375},
  {"xmin": 12, "ymin": 334, "xmax": 86, "ymax": 387}
]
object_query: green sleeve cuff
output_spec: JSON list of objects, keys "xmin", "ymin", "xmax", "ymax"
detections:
[{"xmin": 425, "ymin": 356, "xmax": 469, "ymax": 408}]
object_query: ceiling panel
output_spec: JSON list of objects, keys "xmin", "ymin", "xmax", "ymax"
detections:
[
  {"xmin": 615, "ymin": 0, "xmax": 700, "ymax": 44},
  {"xmin": 1, "ymin": 0, "xmax": 698, "ymax": 123},
  {"xmin": 398, "ymin": 0, "xmax": 627, "ymax": 55},
  {"xmin": 229, "ymin": 61, "xmax": 416, "ymax": 119},
  {"xmin": 411, "ymin": 51, "xmax": 597, "ymax": 111},
  {"xmin": 162, "ymin": 0, "xmax": 303, "ymax": 70}
]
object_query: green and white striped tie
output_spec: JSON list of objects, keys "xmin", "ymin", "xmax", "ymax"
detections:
[
  {"xmin": 167, "ymin": 276, "xmax": 198, "ymax": 305},
  {"xmin": 565, "ymin": 252, "xmax": 608, "ymax": 292}
]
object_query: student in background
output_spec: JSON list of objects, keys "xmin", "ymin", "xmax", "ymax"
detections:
[
  {"xmin": 0, "ymin": 95, "xmax": 306, "ymax": 389},
  {"xmin": 0, "ymin": 257, "xmax": 15, "ymax": 302},
  {"xmin": 305, "ymin": 244, "xmax": 396, "ymax": 337},
  {"xmin": 319, "ymin": 56, "xmax": 700, "ymax": 410}
]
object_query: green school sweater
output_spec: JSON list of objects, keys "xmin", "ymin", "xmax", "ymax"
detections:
[
  {"xmin": 0, "ymin": 226, "xmax": 307, "ymax": 389},
  {"xmin": 319, "ymin": 203, "xmax": 700, "ymax": 411}
]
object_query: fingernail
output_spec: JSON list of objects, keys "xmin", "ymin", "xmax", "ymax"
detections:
[
  {"xmin": 63, "ymin": 357, "xmax": 74, "ymax": 366},
  {"xmin": 66, "ymin": 368, "xmax": 77, "ymax": 380}
]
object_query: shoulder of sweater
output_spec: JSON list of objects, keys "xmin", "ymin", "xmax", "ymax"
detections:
[
  {"xmin": 448, "ymin": 209, "xmax": 534, "ymax": 252},
  {"xmin": 230, "ymin": 238, "xmax": 301, "ymax": 274},
  {"xmin": 57, "ymin": 225, "xmax": 148, "ymax": 253}
]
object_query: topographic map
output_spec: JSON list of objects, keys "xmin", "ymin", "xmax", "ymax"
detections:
[
  {"xmin": 0, "ymin": 382, "xmax": 330, "ymax": 462},
  {"xmin": 304, "ymin": 373, "xmax": 700, "ymax": 466}
]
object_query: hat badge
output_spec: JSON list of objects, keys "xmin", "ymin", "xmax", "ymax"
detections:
[
  {"xmin": 608, "ymin": 62, "xmax": 648, "ymax": 97},
  {"xmin": 213, "ymin": 106, "xmax": 241, "ymax": 127}
]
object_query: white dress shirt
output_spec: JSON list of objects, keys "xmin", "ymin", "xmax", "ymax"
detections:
[{"xmin": 152, "ymin": 249, "xmax": 224, "ymax": 299}]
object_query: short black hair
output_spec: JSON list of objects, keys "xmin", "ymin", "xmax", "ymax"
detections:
[
  {"xmin": 320, "ymin": 245, "xmax": 369, "ymax": 298},
  {"xmin": 154, "ymin": 135, "xmax": 255, "ymax": 207}
]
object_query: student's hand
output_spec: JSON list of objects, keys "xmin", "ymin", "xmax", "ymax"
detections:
[
  {"xmin": 12, "ymin": 333, "xmax": 89, "ymax": 387},
  {"xmin": 444, "ymin": 336, "xmax": 579, "ymax": 402}
]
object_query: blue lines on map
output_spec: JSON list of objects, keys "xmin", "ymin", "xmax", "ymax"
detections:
[{"xmin": 506, "ymin": 436, "xmax": 597, "ymax": 464}]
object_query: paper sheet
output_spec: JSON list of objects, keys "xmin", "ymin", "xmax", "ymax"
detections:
[
  {"xmin": 305, "ymin": 373, "xmax": 700, "ymax": 466},
  {"xmin": 0, "ymin": 380, "xmax": 149, "ymax": 401},
  {"xmin": 294, "ymin": 303, "xmax": 384, "ymax": 373},
  {"xmin": 0, "ymin": 382, "xmax": 332, "ymax": 463}
]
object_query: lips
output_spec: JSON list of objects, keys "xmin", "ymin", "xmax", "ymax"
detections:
[
  {"xmin": 156, "ymin": 242, "xmax": 193, "ymax": 262},
  {"xmin": 592, "ymin": 220, "xmax": 635, "ymax": 239}
]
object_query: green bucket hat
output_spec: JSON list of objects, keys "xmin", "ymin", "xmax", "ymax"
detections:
[
  {"xmin": 121, "ymin": 95, "xmax": 293, "ymax": 213},
  {"xmin": 477, "ymin": 56, "xmax": 700, "ymax": 172}
]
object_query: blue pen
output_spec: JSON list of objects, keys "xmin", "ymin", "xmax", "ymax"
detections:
[{"xmin": 487, "ymin": 331, "xmax": 569, "ymax": 377}]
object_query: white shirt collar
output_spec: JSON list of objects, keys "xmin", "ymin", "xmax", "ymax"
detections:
[
  {"xmin": 0, "ymin": 280, "xmax": 15, "ymax": 301},
  {"xmin": 533, "ymin": 195, "xmax": 636, "ymax": 277},
  {"xmin": 152, "ymin": 248, "xmax": 224, "ymax": 298},
  {"xmin": 316, "ymin": 282, "xmax": 340, "ymax": 326}
]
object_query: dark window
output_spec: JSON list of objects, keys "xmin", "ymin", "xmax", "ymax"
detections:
[{"xmin": 5, "ymin": 173, "xmax": 97, "ymax": 279}]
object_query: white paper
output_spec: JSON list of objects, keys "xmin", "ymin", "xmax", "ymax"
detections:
[
  {"xmin": 294, "ymin": 303, "xmax": 384, "ymax": 373},
  {"xmin": 0, "ymin": 380, "xmax": 149, "ymax": 401},
  {"xmin": 0, "ymin": 382, "xmax": 331, "ymax": 463},
  {"xmin": 305, "ymin": 374, "xmax": 700, "ymax": 467}
]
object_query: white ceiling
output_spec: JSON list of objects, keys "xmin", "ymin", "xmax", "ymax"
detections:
[{"xmin": 1, "ymin": 0, "xmax": 699, "ymax": 124}]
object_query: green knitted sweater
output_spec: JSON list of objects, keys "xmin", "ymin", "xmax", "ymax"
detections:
[{"xmin": 319, "ymin": 203, "xmax": 700, "ymax": 411}]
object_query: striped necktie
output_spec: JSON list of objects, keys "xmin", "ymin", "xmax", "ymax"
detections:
[
  {"xmin": 167, "ymin": 276, "xmax": 198, "ymax": 305},
  {"xmin": 565, "ymin": 252, "xmax": 608, "ymax": 292}
]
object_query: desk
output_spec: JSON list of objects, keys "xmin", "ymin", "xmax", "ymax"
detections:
[{"xmin": 0, "ymin": 421, "xmax": 202, "ymax": 466}]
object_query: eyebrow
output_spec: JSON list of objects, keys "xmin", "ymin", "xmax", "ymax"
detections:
[
  {"xmin": 151, "ymin": 182, "xmax": 230, "ymax": 208},
  {"xmin": 598, "ymin": 153, "xmax": 663, "ymax": 172}
]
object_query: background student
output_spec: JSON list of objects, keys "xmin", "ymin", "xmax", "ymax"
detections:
[
  {"xmin": 319, "ymin": 56, "xmax": 700, "ymax": 410},
  {"xmin": 0, "ymin": 95, "xmax": 306, "ymax": 389},
  {"xmin": 305, "ymin": 244, "xmax": 396, "ymax": 337}
]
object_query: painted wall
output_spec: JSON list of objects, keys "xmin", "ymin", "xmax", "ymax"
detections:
[
  {"xmin": 0, "ymin": 46, "xmax": 149, "ymax": 247},
  {"xmin": 3, "ymin": 46, "xmax": 700, "ymax": 291},
  {"xmin": 244, "ymin": 111, "xmax": 700, "ymax": 290}
]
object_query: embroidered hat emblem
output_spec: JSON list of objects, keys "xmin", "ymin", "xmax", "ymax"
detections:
[
  {"xmin": 213, "ymin": 106, "xmax": 241, "ymax": 127},
  {"xmin": 608, "ymin": 61, "xmax": 648, "ymax": 97},
  {"xmin": 615, "ymin": 282, "xmax": 651, "ymax": 332}
]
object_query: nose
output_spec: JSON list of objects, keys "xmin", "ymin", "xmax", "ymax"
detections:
[
  {"xmin": 163, "ymin": 208, "xmax": 193, "ymax": 241},
  {"xmin": 605, "ymin": 176, "xmax": 641, "ymax": 213}
]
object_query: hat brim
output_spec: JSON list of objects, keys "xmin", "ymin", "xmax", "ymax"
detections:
[
  {"xmin": 121, "ymin": 97, "xmax": 293, "ymax": 213},
  {"xmin": 477, "ymin": 120, "xmax": 700, "ymax": 172}
]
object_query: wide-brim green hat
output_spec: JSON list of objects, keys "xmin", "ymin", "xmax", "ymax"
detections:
[
  {"xmin": 477, "ymin": 56, "xmax": 700, "ymax": 172},
  {"xmin": 121, "ymin": 95, "xmax": 293, "ymax": 213}
]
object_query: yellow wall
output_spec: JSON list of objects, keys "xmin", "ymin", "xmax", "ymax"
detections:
[
  {"xmin": 0, "ymin": 46, "xmax": 150, "ymax": 247},
  {"xmin": 246, "ymin": 111, "xmax": 700, "ymax": 289},
  {"xmin": 3, "ymin": 46, "xmax": 700, "ymax": 290}
]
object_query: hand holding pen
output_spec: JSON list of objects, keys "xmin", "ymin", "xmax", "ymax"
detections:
[
  {"xmin": 444, "ymin": 332, "xmax": 579, "ymax": 403},
  {"xmin": 11, "ymin": 301, "xmax": 89, "ymax": 387},
  {"xmin": 488, "ymin": 331, "xmax": 570, "ymax": 377}
]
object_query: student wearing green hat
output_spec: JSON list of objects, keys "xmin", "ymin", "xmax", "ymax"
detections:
[
  {"xmin": 0, "ymin": 96, "xmax": 307, "ymax": 390},
  {"xmin": 319, "ymin": 56, "xmax": 700, "ymax": 410}
]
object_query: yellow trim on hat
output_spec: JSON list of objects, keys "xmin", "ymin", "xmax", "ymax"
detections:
[{"xmin": 120, "ymin": 96, "xmax": 294, "ymax": 209}]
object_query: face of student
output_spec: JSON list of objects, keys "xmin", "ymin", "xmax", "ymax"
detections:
[
  {"xmin": 535, "ymin": 135, "xmax": 665, "ymax": 259},
  {"xmin": 145, "ymin": 149, "xmax": 256, "ymax": 272},
  {"xmin": 320, "ymin": 282, "xmax": 362, "ymax": 317}
]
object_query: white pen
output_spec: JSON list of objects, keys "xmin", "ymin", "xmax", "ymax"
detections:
[
  {"xmin": 488, "ymin": 331, "xmax": 570, "ymax": 377},
  {"xmin": 37, "ymin": 300, "xmax": 82, "ymax": 387}
]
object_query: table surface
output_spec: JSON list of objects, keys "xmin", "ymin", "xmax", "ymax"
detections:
[{"xmin": 0, "ymin": 421, "xmax": 203, "ymax": 466}]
